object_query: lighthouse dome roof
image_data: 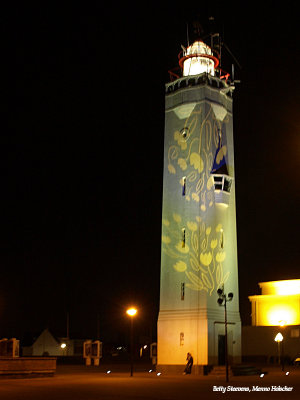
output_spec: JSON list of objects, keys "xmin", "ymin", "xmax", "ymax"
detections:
[{"xmin": 186, "ymin": 40, "xmax": 213, "ymax": 56}]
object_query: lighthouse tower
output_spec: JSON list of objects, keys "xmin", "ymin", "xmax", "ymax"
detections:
[{"xmin": 157, "ymin": 38, "xmax": 241, "ymax": 373}]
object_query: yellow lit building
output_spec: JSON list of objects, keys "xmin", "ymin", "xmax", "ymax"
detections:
[
  {"xmin": 242, "ymin": 280, "xmax": 300, "ymax": 363},
  {"xmin": 248, "ymin": 279, "xmax": 300, "ymax": 326}
]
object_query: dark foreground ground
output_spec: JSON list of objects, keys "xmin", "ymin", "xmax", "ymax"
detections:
[{"xmin": 0, "ymin": 364, "xmax": 300, "ymax": 400}]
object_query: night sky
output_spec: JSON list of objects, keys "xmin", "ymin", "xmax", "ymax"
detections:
[{"xmin": 1, "ymin": 2, "xmax": 299, "ymax": 344}]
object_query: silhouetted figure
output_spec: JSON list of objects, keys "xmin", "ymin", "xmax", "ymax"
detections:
[{"xmin": 183, "ymin": 352, "xmax": 193, "ymax": 374}]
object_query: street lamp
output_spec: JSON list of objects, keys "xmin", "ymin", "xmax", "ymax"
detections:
[
  {"xmin": 126, "ymin": 308, "xmax": 137, "ymax": 317},
  {"xmin": 274, "ymin": 332, "xmax": 283, "ymax": 369},
  {"xmin": 217, "ymin": 286, "xmax": 233, "ymax": 383},
  {"xmin": 126, "ymin": 307, "xmax": 137, "ymax": 377},
  {"xmin": 60, "ymin": 342, "xmax": 67, "ymax": 356}
]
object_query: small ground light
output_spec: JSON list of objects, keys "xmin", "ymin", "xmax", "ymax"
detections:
[
  {"xmin": 260, "ymin": 374, "xmax": 264, "ymax": 378},
  {"xmin": 148, "ymin": 369, "xmax": 153, "ymax": 373},
  {"xmin": 106, "ymin": 370, "xmax": 111, "ymax": 374},
  {"xmin": 286, "ymin": 371, "xmax": 290, "ymax": 376},
  {"xmin": 157, "ymin": 372, "xmax": 161, "ymax": 376}
]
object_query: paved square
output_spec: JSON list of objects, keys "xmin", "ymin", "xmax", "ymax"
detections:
[{"xmin": 0, "ymin": 365, "xmax": 299, "ymax": 399}]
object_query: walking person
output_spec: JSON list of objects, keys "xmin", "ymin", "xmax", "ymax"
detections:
[{"xmin": 183, "ymin": 352, "xmax": 193, "ymax": 374}]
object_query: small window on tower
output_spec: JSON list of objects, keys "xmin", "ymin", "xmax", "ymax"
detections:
[
  {"xmin": 181, "ymin": 228, "xmax": 186, "ymax": 248},
  {"xmin": 181, "ymin": 128, "xmax": 187, "ymax": 139},
  {"xmin": 180, "ymin": 127, "xmax": 189, "ymax": 140},
  {"xmin": 214, "ymin": 176, "xmax": 223, "ymax": 182},
  {"xmin": 214, "ymin": 183, "xmax": 223, "ymax": 190},
  {"xmin": 181, "ymin": 282, "xmax": 185, "ymax": 300},
  {"xmin": 180, "ymin": 332, "xmax": 184, "ymax": 346},
  {"xmin": 182, "ymin": 177, "xmax": 186, "ymax": 196},
  {"xmin": 223, "ymin": 177, "xmax": 232, "ymax": 193}
]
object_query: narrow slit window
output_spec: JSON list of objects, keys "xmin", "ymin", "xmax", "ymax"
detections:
[
  {"xmin": 182, "ymin": 176, "xmax": 186, "ymax": 196},
  {"xmin": 180, "ymin": 332, "xmax": 184, "ymax": 346},
  {"xmin": 181, "ymin": 282, "xmax": 185, "ymax": 300},
  {"xmin": 181, "ymin": 228, "xmax": 186, "ymax": 248}
]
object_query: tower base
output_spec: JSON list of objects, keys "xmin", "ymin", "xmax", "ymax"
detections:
[{"xmin": 157, "ymin": 309, "xmax": 241, "ymax": 371}]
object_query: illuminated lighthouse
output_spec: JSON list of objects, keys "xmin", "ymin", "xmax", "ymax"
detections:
[{"xmin": 157, "ymin": 36, "xmax": 241, "ymax": 373}]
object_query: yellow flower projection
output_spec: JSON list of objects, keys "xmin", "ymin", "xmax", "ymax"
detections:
[
  {"xmin": 216, "ymin": 145, "xmax": 227, "ymax": 164},
  {"xmin": 187, "ymin": 221, "xmax": 197, "ymax": 231},
  {"xmin": 190, "ymin": 152, "xmax": 204, "ymax": 173},
  {"xmin": 216, "ymin": 252, "xmax": 226, "ymax": 263},
  {"xmin": 216, "ymin": 224, "xmax": 223, "ymax": 232},
  {"xmin": 178, "ymin": 158, "xmax": 187, "ymax": 170},
  {"xmin": 207, "ymin": 176, "xmax": 214, "ymax": 190},
  {"xmin": 200, "ymin": 252, "xmax": 212, "ymax": 266},
  {"xmin": 162, "ymin": 217, "xmax": 228, "ymax": 295},
  {"xmin": 173, "ymin": 261, "xmax": 187, "ymax": 272},
  {"xmin": 174, "ymin": 131, "xmax": 187, "ymax": 150},
  {"xmin": 168, "ymin": 164, "xmax": 176, "ymax": 174},
  {"xmin": 162, "ymin": 235, "xmax": 171, "ymax": 244},
  {"xmin": 173, "ymin": 213, "xmax": 181, "ymax": 223},
  {"xmin": 192, "ymin": 193, "xmax": 200, "ymax": 202},
  {"xmin": 210, "ymin": 239, "xmax": 218, "ymax": 249}
]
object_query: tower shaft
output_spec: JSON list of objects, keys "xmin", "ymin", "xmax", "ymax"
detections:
[{"xmin": 158, "ymin": 67, "xmax": 241, "ymax": 373}]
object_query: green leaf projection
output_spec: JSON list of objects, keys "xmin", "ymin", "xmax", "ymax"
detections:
[{"xmin": 162, "ymin": 104, "xmax": 230, "ymax": 294}]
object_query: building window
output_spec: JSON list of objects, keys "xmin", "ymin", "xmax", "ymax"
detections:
[
  {"xmin": 223, "ymin": 177, "xmax": 232, "ymax": 193},
  {"xmin": 182, "ymin": 177, "xmax": 186, "ymax": 196},
  {"xmin": 291, "ymin": 329, "xmax": 300, "ymax": 338},
  {"xmin": 181, "ymin": 282, "xmax": 185, "ymax": 300},
  {"xmin": 180, "ymin": 332, "xmax": 184, "ymax": 346},
  {"xmin": 181, "ymin": 228, "xmax": 186, "ymax": 248},
  {"xmin": 212, "ymin": 175, "xmax": 232, "ymax": 193}
]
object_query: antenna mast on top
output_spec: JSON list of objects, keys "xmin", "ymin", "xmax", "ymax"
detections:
[
  {"xmin": 208, "ymin": 16, "xmax": 241, "ymax": 84},
  {"xmin": 186, "ymin": 22, "xmax": 190, "ymax": 47}
]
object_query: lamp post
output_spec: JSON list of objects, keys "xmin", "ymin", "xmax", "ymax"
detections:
[
  {"xmin": 274, "ymin": 332, "xmax": 283, "ymax": 369},
  {"xmin": 278, "ymin": 321, "xmax": 286, "ymax": 371},
  {"xmin": 126, "ymin": 307, "xmax": 137, "ymax": 377},
  {"xmin": 217, "ymin": 285, "xmax": 233, "ymax": 383}
]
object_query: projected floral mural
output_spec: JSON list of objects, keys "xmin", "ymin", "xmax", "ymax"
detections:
[
  {"xmin": 162, "ymin": 104, "xmax": 230, "ymax": 294},
  {"xmin": 162, "ymin": 216, "xmax": 228, "ymax": 294}
]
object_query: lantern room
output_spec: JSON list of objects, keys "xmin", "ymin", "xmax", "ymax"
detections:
[{"xmin": 179, "ymin": 40, "xmax": 219, "ymax": 77}]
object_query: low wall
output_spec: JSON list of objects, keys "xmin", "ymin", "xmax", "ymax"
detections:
[
  {"xmin": 242, "ymin": 325, "xmax": 300, "ymax": 363},
  {"xmin": 0, "ymin": 357, "xmax": 57, "ymax": 377}
]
